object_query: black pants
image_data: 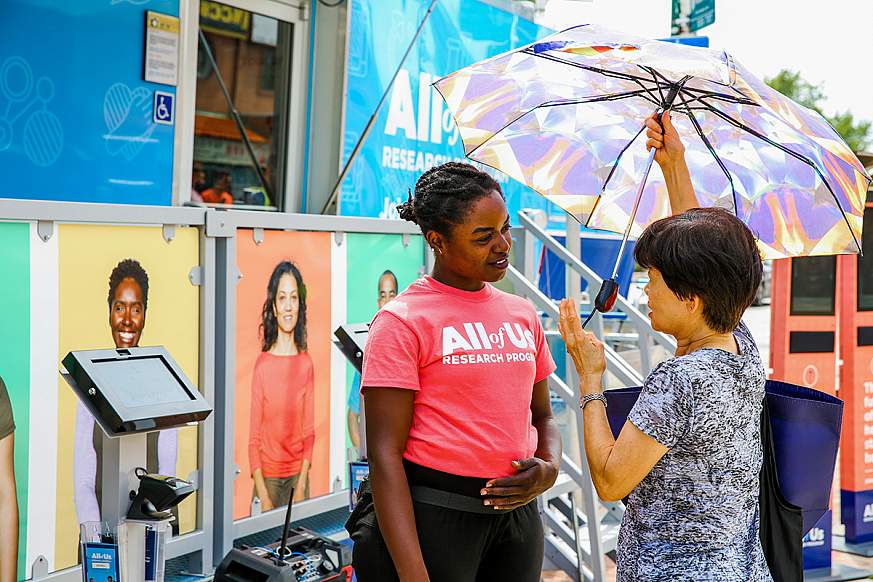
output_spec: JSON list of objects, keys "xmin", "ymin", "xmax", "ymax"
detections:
[{"xmin": 352, "ymin": 462, "xmax": 544, "ymax": 582}]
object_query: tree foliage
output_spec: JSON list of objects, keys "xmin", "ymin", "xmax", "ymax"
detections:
[{"xmin": 765, "ymin": 70, "xmax": 871, "ymax": 152}]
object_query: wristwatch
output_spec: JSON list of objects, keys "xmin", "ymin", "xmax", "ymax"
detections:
[{"xmin": 581, "ymin": 392, "xmax": 607, "ymax": 410}]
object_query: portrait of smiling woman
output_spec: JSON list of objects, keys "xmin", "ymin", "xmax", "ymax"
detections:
[
  {"xmin": 73, "ymin": 258, "xmax": 178, "ymax": 527},
  {"xmin": 249, "ymin": 261, "xmax": 315, "ymax": 510}
]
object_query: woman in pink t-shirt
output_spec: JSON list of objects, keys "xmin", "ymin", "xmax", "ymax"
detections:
[{"xmin": 352, "ymin": 163, "xmax": 560, "ymax": 581}]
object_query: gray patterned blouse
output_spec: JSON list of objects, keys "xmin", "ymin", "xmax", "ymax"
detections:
[{"xmin": 616, "ymin": 322, "xmax": 773, "ymax": 581}]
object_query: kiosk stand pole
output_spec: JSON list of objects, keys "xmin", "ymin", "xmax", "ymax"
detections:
[{"xmin": 101, "ymin": 434, "xmax": 148, "ymax": 527}]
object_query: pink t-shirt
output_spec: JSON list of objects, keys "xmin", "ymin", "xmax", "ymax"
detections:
[{"xmin": 361, "ymin": 275, "xmax": 556, "ymax": 478}]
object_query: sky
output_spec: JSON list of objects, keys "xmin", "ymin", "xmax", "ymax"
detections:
[{"xmin": 539, "ymin": 0, "xmax": 873, "ymax": 125}]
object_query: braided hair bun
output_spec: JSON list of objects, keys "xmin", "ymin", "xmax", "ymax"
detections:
[
  {"xmin": 396, "ymin": 189, "xmax": 418, "ymax": 224},
  {"xmin": 399, "ymin": 162, "xmax": 503, "ymax": 236}
]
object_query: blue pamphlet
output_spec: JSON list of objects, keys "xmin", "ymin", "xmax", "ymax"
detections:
[
  {"xmin": 348, "ymin": 461, "xmax": 369, "ymax": 511},
  {"xmin": 82, "ymin": 542, "xmax": 119, "ymax": 582}
]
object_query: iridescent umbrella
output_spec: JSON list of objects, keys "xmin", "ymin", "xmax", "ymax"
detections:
[{"xmin": 434, "ymin": 24, "xmax": 870, "ymax": 318}]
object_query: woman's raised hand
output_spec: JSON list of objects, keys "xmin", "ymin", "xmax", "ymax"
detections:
[
  {"xmin": 558, "ymin": 299, "xmax": 606, "ymax": 383},
  {"xmin": 645, "ymin": 110, "xmax": 685, "ymax": 168}
]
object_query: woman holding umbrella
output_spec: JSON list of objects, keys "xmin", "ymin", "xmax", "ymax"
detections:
[{"xmin": 558, "ymin": 115, "xmax": 772, "ymax": 580}]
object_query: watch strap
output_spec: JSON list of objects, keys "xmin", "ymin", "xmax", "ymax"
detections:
[{"xmin": 581, "ymin": 392, "xmax": 607, "ymax": 410}]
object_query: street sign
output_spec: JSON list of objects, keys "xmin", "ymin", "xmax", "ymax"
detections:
[{"xmin": 672, "ymin": 0, "xmax": 715, "ymax": 35}]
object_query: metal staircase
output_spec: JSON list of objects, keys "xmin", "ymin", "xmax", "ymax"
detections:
[{"xmin": 510, "ymin": 210, "xmax": 677, "ymax": 582}]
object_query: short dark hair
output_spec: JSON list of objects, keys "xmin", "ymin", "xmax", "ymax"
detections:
[
  {"xmin": 107, "ymin": 259, "xmax": 149, "ymax": 311},
  {"xmin": 397, "ymin": 162, "xmax": 503, "ymax": 237},
  {"xmin": 260, "ymin": 261, "xmax": 308, "ymax": 352},
  {"xmin": 634, "ymin": 208, "xmax": 762, "ymax": 333},
  {"xmin": 379, "ymin": 269, "xmax": 398, "ymax": 290}
]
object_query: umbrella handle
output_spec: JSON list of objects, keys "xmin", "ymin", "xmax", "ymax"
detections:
[
  {"xmin": 582, "ymin": 278, "xmax": 619, "ymax": 329},
  {"xmin": 655, "ymin": 107, "xmax": 667, "ymax": 131}
]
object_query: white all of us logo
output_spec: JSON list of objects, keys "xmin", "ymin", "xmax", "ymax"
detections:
[
  {"xmin": 863, "ymin": 503, "xmax": 873, "ymax": 522},
  {"xmin": 803, "ymin": 527, "xmax": 825, "ymax": 548},
  {"xmin": 442, "ymin": 322, "xmax": 535, "ymax": 356},
  {"xmin": 385, "ymin": 70, "xmax": 457, "ymax": 146}
]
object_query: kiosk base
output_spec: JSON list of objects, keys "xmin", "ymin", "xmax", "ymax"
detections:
[{"xmin": 833, "ymin": 534, "xmax": 873, "ymax": 558}]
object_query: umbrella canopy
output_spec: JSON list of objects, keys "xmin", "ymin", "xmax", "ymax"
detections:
[{"xmin": 434, "ymin": 24, "xmax": 870, "ymax": 259}]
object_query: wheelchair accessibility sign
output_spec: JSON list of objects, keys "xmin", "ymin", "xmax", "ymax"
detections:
[{"xmin": 153, "ymin": 91, "xmax": 174, "ymax": 125}]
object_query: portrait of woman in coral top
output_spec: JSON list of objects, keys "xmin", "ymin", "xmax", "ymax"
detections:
[{"xmin": 249, "ymin": 261, "xmax": 315, "ymax": 511}]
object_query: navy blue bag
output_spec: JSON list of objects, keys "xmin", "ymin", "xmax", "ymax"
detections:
[{"xmin": 604, "ymin": 379, "xmax": 842, "ymax": 535}]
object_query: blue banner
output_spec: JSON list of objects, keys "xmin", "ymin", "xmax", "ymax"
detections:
[
  {"xmin": 340, "ymin": 0, "xmax": 558, "ymax": 221},
  {"xmin": 1, "ymin": 0, "xmax": 177, "ymax": 205}
]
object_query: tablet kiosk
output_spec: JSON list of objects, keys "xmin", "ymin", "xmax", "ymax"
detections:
[
  {"xmin": 61, "ymin": 346, "xmax": 212, "ymax": 582},
  {"xmin": 61, "ymin": 346, "xmax": 211, "ymax": 435}
]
